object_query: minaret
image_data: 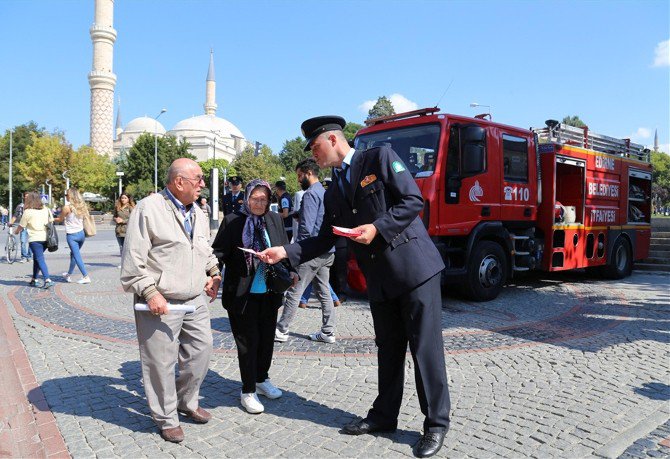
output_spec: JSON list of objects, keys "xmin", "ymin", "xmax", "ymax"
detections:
[
  {"xmin": 114, "ymin": 97, "xmax": 122, "ymax": 140},
  {"xmin": 204, "ymin": 49, "xmax": 217, "ymax": 115},
  {"xmin": 88, "ymin": 0, "xmax": 117, "ymax": 156},
  {"xmin": 654, "ymin": 129, "xmax": 659, "ymax": 151}
]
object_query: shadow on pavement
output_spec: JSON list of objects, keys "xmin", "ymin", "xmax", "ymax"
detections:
[
  {"xmin": 634, "ymin": 382, "xmax": 670, "ymax": 401},
  {"xmin": 30, "ymin": 360, "xmax": 362, "ymax": 433}
]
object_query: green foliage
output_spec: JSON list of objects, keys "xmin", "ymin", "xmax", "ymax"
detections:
[
  {"xmin": 367, "ymin": 96, "xmax": 395, "ymax": 120},
  {"xmin": 278, "ymin": 137, "xmax": 310, "ymax": 172},
  {"xmin": 232, "ymin": 144, "xmax": 287, "ymax": 191},
  {"xmin": 651, "ymin": 151, "xmax": 670, "ymax": 205},
  {"xmin": 562, "ymin": 115, "xmax": 587, "ymax": 128},
  {"xmin": 0, "ymin": 122, "xmax": 47, "ymax": 205},
  {"xmin": 120, "ymin": 133, "xmax": 194, "ymax": 192},
  {"xmin": 344, "ymin": 122, "xmax": 363, "ymax": 141},
  {"xmin": 69, "ymin": 145, "xmax": 117, "ymax": 196},
  {"xmin": 199, "ymin": 158, "xmax": 234, "ymax": 198}
]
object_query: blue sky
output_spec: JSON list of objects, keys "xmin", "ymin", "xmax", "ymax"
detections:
[{"xmin": 1, "ymin": 0, "xmax": 668, "ymax": 154}]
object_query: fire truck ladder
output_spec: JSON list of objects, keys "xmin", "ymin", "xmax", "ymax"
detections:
[{"xmin": 532, "ymin": 120, "xmax": 650, "ymax": 162}]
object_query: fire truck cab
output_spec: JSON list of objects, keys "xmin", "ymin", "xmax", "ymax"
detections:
[{"xmin": 353, "ymin": 108, "xmax": 652, "ymax": 301}]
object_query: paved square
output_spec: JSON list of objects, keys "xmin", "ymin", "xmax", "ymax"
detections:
[{"xmin": 0, "ymin": 228, "xmax": 668, "ymax": 458}]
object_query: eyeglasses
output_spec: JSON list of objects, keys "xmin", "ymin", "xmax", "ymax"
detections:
[
  {"xmin": 249, "ymin": 197, "xmax": 269, "ymax": 205},
  {"xmin": 179, "ymin": 175, "xmax": 205, "ymax": 185}
]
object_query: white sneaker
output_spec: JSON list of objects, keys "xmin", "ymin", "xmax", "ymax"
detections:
[
  {"xmin": 309, "ymin": 331, "xmax": 336, "ymax": 344},
  {"xmin": 274, "ymin": 328, "xmax": 289, "ymax": 342},
  {"xmin": 20, "ymin": 258, "xmax": 29, "ymax": 263},
  {"xmin": 62, "ymin": 272, "xmax": 72, "ymax": 283},
  {"xmin": 256, "ymin": 379, "xmax": 282, "ymax": 399},
  {"xmin": 77, "ymin": 276, "xmax": 91, "ymax": 284},
  {"xmin": 240, "ymin": 392, "xmax": 264, "ymax": 414}
]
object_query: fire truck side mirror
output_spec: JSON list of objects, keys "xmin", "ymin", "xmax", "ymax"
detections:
[{"xmin": 461, "ymin": 125, "xmax": 486, "ymax": 175}]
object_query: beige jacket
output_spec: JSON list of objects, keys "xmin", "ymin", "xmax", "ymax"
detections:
[{"xmin": 120, "ymin": 190, "xmax": 219, "ymax": 301}]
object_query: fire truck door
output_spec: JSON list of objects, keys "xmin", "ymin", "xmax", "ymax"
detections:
[
  {"xmin": 499, "ymin": 133, "xmax": 536, "ymax": 220},
  {"xmin": 444, "ymin": 124, "xmax": 499, "ymax": 224}
]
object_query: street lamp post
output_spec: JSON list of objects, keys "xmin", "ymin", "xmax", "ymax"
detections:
[
  {"xmin": 154, "ymin": 108, "xmax": 167, "ymax": 192},
  {"xmin": 8, "ymin": 130, "xmax": 12, "ymax": 222},
  {"xmin": 210, "ymin": 130, "xmax": 221, "ymax": 230},
  {"xmin": 116, "ymin": 171, "xmax": 124, "ymax": 196},
  {"xmin": 469, "ymin": 102, "xmax": 492, "ymax": 118},
  {"xmin": 62, "ymin": 170, "xmax": 70, "ymax": 204},
  {"xmin": 45, "ymin": 179, "xmax": 52, "ymax": 207}
]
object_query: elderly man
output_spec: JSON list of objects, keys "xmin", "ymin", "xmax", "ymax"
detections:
[
  {"xmin": 259, "ymin": 117, "xmax": 450, "ymax": 458},
  {"xmin": 121, "ymin": 158, "xmax": 221, "ymax": 443}
]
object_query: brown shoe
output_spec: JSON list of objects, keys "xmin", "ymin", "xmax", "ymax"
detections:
[
  {"xmin": 160, "ymin": 426, "xmax": 184, "ymax": 443},
  {"xmin": 334, "ymin": 300, "xmax": 341, "ymax": 307},
  {"xmin": 178, "ymin": 407, "xmax": 212, "ymax": 424},
  {"xmin": 299, "ymin": 302, "xmax": 308, "ymax": 309}
]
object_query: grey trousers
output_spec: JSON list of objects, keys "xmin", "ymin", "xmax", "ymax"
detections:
[
  {"xmin": 134, "ymin": 294, "xmax": 212, "ymax": 430},
  {"xmin": 277, "ymin": 252, "xmax": 335, "ymax": 335}
]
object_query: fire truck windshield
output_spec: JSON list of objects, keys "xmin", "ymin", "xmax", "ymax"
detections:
[{"xmin": 355, "ymin": 124, "xmax": 441, "ymax": 177}]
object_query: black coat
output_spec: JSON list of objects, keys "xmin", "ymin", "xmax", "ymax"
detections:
[
  {"xmin": 285, "ymin": 146, "xmax": 445, "ymax": 301},
  {"xmin": 222, "ymin": 191, "xmax": 245, "ymax": 216},
  {"xmin": 212, "ymin": 210, "xmax": 293, "ymax": 312}
]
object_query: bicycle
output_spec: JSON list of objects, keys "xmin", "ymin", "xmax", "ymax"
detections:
[{"xmin": 5, "ymin": 224, "xmax": 19, "ymax": 264}]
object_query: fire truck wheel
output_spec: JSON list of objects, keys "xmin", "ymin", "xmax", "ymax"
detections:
[
  {"xmin": 603, "ymin": 237, "xmax": 632, "ymax": 279},
  {"xmin": 463, "ymin": 241, "xmax": 508, "ymax": 301}
]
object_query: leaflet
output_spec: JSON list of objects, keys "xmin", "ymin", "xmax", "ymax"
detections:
[
  {"xmin": 238, "ymin": 247, "xmax": 261, "ymax": 256},
  {"xmin": 332, "ymin": 226, "xmax": 363, "ymax": 237}
]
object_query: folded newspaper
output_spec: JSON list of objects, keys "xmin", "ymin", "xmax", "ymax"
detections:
[{"xmin": 134, "ymin": 304, "xmax": 196, "ymax": 313}]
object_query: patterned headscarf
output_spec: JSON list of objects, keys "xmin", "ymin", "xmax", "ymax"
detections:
[{"xmin": 240, "ymin": 179, "xmax": 272, "ymax": 270}]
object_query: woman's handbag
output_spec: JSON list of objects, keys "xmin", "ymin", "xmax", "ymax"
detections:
[
  {"xmin": 264, "ymin": 262, "xmax": 293, "ymax": 293},
  {"xmin": 83, "ymin": 213, "xmax": 97, "ymax": 237},
  {"xmin": 45, "ymin": 218, "xmax": 59, "ymax": 252}
]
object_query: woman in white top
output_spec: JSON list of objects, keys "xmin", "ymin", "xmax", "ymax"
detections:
[
  {"xmin": 54, "ymin": 188, "xmax": 91, "ymax": 284},
  {"xmin": 15, "ymin": 191, "xmax": 54, "ymax": 288}
]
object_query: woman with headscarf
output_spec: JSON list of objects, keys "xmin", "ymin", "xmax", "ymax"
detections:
[{"xmin": 211, "ymin": 179, "xmax": 297, "ymax": 414}]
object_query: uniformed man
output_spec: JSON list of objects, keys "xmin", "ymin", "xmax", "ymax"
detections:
[
  {"xmin": 222, "ymin": 176, "xmax": 245, "ymax": 216},
  {"xmin": 259, "ymin": 116, "xmax": 450, "ymax": 458},
  {"xmin": 273, "ymin": 180, "xmax": 293, "ymax": 239}
]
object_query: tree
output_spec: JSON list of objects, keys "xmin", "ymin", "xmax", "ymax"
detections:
[
  {"xmin": 199, "ymin": 158, "xmax": 234, "ymax": 199},
  {"xmin": 562, "ymin": 115, "xmax": 587, "ymax": 128},
  {"xmin": 120, "ymin": 133, "xmax": 194, "ymax": 197},
  {"xmin": 343, "ymin": 122, "xmax": 363, "ymax": 141},
  {"xmin": 17, "ymin": 133, "xmax": 72, "ymax": 198},
  {"xmin": 651, "ymin": 150, "xmax": 670, "ymax": 208},
  {"xmin": 0, "ymin": 122, "xmax": 47, "ymax": 205},
  {"xmin": 278, "ymin": 137, "xmax": 309, "ymax": 172},
  {"xmin": 367, "ymin": 96, "xmax": 395, "ymax": 120},
  {"xmin": 232, "ymin": 144, "xmax": 287, "ymax": 191},
  {"xmin": 69, "ymin": 145, "xmax": 117, "ymax": 197}
]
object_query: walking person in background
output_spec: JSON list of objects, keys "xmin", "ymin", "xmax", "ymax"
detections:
[
  {"xmin": 275, "ymin": 159, "xmax": 337, "ymax": 344},
  {"xmin": 222, "ymin": 176, "xmax": 244, "ymax": 216},
  {"xmin": 198, "ymin": 197, "xmax": 211, "ymax": 220},
  {"xmin": 274, "ymin": 180, "xmax": 293, "ymax": 240},
  {"xmin": 15, "ymin": 191, "xmax": 54, "ymax": 288},
  {"xmin": 113, "ymin": 193, "xmax": 135, "ymax": 259},
  {"xmin": 10, "ymin": 192, "xmax": 32, "ymax": 263},
  {"xmin": 211, "ymin": 179, "xmax": 297, "ymax": 414},
  {"xmin": 54, "ymin": 188, "xmax": 92, "ymax": 284},
  {"xmin": 0, "ymin": 205, "xmax": 7, "ymax": 228}
]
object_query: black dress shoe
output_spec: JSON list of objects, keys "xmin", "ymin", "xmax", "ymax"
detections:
[
  {"xmin": 342, "ymin": 418, "xmax": 396, "ymax": 435},
  {"xmin": 413, "ymin": 431, "xmax": 445, "ymax": 458}
]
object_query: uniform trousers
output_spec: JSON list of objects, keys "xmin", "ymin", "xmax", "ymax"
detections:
[
  {"xmin": 228, "ymin": 293, "xmax": 278, "ymax": 393},
  {"xmin": 367, "ymin": 274, "xmax": 451, "ymax": 433},
  {"xmin": 134, "ymin": 295, "xmax": 212, "ymax": 430}
]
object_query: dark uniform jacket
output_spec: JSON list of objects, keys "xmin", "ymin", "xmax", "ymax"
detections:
[
  {"xmin": 212, "ymin": 210, "xmax": 293, "ymax": 312},
  {"xmin": 222, "ymin": 191, "xmax": 245, "ymax": 216},
  {"xmin": 285, "ymin": 145, "xmax": 444, "ymax": 301}
]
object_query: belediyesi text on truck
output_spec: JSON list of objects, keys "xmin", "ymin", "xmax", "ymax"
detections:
[{"xmin": 346, "ymin": 108, "xmax": 652, "ymax": 301}]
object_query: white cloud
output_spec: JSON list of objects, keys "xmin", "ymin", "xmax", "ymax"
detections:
[
  {"xmin": 358, "ymin": 93, "xmax": 419, "ymax": 114},
  {"xmin": 652, "ymin": 39, "xmax": 669, "ymax": 67},
  {"xmin": 629, "ymin": 127, "xmax": 652, "ymax": 142}
]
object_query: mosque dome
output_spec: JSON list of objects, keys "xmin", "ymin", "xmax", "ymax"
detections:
[
  {"xmin": 170, "ymin": 114, "xmax": 245, "ymax": 140},
  {"xmin": 124, "ymin": 116, "xmax": 166, "ymax": 134}
]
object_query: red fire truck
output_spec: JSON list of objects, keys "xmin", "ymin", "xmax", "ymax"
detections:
[{"xmin": 349, "ymin": 108, "xmax": 652, "ymax": 301}]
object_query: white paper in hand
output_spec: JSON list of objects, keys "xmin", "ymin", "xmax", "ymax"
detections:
[
  {"xmin": 238, "ymin": 247, "xmax": 260, "ymax": 256},
  {"xmin": 134, "ymin": 303, "xmax": 196, "ymax": 313}
]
